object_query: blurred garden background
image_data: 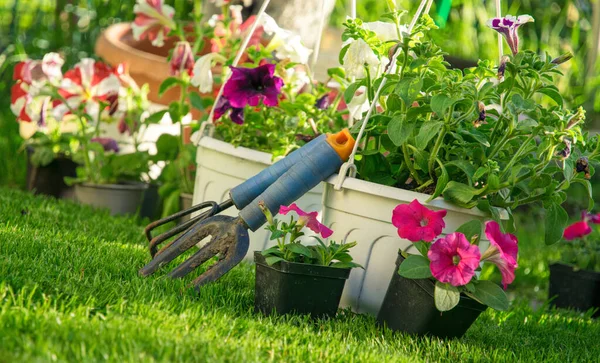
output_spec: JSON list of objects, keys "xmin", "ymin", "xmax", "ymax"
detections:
[{"xmin": 0, "ymin": 0, "xmax": 600, "ymax": 360}]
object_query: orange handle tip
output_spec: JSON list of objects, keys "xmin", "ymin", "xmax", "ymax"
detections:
[{"xmin": 326, "ymin": 129, "xmax": 355, "ymax": 162}]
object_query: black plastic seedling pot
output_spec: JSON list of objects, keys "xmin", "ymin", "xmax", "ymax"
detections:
[
  {"xmin": 549, "ymin": 263, "xmax": 600, "ymax": 317},
  {"xmin": 377, "ymin": 253, "xmax": 487, "ymax": 339},
  {"xmin": 26, "ymin": 148, "xmax": 78, "ymax": 199},
  {"xmin": 254, "ymin": 251, "xmax": 350, "ymax": 318}
]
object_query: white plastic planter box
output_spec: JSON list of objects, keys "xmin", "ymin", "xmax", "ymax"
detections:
[
  {"xmin": 193, "ymin": 136, "xmax": 323, "ymax": 260},
  {"xmin": 321, "ymin": 175, "xmax": 502, "ymax": 316}
]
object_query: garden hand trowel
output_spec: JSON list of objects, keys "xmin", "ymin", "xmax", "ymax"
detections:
[{"xmin": 140, "ymin": 129, "xmax": 355, "ymax": 290}]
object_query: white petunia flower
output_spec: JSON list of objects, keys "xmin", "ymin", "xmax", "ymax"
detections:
[{"xmin": 191, "ymin": 53, "xmax": 226, "ymax": 93}]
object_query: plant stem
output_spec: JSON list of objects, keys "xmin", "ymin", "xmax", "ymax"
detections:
[
  {"xmin": 428, "ymin": 125, "xmax": 447, "ymax": 179},
  {"xmin": 500, "ymin": 133, "xmax": 535, "ymax": 179},
  {"xmin": 402, "ymin": 143, "xmax": 422, "ymax": 185}
]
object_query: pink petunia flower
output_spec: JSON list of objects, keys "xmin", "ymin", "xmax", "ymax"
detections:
[
  {"xmin": 563, "ymin": 221, "xmax": 592, "ymax": 241},
  {"xmin": 391, "ymin": 199, "xmax": 447, "ymax": 242},
  {"xmin": 279, "ymin": 203, "xmax": 333, "ymax": 238},
  {"xmin": 428, "ymin": 232, "xmax": 481, "ymax": 287},
  {"xmin": 486, "ymin": 15, "xmax": 534, "ymax": 55},
  {"xmin": 131, "ymin": 0, "xmax": 176, "ymax": 47},
  {"xmin": 481, "ymin": 221, "xmax": 519, "ymax": 289},
  {"xmin": 54, "ymin": 59, "xmax": 121, "ymax": 123}
]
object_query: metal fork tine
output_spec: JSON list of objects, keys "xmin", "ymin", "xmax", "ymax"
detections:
[
  {"xmin": 146, "ymin": 200, "xmax": 236, "ymax": 257},
  {"xmin": 191, "ymin": 226, "xmax": 249, "ymax": 289},
  {"xmin": 144, "ymin": 201, "xmax": 219, "ymax": 242},
  {"xmin": 139, "ymin": 217, "xmax": 218, "ymax": 277}
]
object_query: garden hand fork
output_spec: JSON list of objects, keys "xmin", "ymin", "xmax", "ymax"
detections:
[{"xmin": 139, "ymin": 129, "xmax": 355, "ymax": 290}]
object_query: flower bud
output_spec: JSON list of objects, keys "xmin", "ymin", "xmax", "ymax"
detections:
[
  {"xmin": 170, "ymin": 41, "xmax": 195, "ymax": 76},
  {"xmin": 551, "ymin": 52, "xmax": 573, "ymax": 65},
  {"xmin": 258, "ymin": 201, "xmax": 274, "ymax": 225},
  {"xmin": 576, "ymin": 157, "xmax": 590, "ymax": 180},
  {"xmin": 566, "ymin": 106, "xmax": 586, "ymax": 130},
  {"xmin": 497, "ymin": 55, "xmax": 509, "ymax": 80},
  {"xmin": 474, "ymin": 101, "xmax": 487, "ymax": 128},
  {"xmin": 557, "ymin": 139, "xmax": 572, "ymax": 160}
]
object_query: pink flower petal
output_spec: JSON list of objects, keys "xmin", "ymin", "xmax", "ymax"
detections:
[
  {"xmin": 428, "ymin": 232, "xmax": 480, "ymax": 286},
  {"xmin": 392, "ymin": 199, "xmax": 447, "ymax": 242},
  {"xmin": 278, "ymin": 203, "xmax": 333, "ymax": 239},
  {"xmin": 563, "ymin": 221, "xmax": 592, "ymax": 241}
]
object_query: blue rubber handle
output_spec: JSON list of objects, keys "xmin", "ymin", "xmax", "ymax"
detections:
[
  {"xmin": 229, "ymin": 134, "xmax": 327, "ymax": 209},
  {"xmin": 239, "ymin": 138, "xmax": 343, "ymax": 231}
]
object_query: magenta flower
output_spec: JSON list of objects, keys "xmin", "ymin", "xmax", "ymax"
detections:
[
  {"xmin": 213, "ymin": 97, "xmax": 245, "ymax": 125},
  {"xmin": 486, "ymin": 15, "xmax": 534, "ymax": 55},
  {"xmin": 222, "ymin": 64, "xmax": 284, "ymax": 108},
  {"xmin": 428, "ymin": 233, "xmax": 481, "ymax": 287},
  {"xmin": 170, "ymin": 41, "xmax": 195, "ymax": 76},
  {"xmin": 481, "ymin": 221, "xmax": 518, "ymax": 289},
  {"xmin": 91, "ymin": 137, "xmax": 120, "ymax": 153},
  {"xmin": 279, "ymin": 203, "xmax": 333, "ymax": 239},
  {"xmin": 563, "ymin": 221, "xmax": 592, "ymax": 241},
  {"xmin": 392, "ymin": 199, "xmax": 447, "ymax": 242},
  {"xmin": 582, "ymin": 211, "xmax": 600, "ymax": 225}
]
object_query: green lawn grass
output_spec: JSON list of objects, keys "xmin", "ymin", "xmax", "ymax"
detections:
[{"xmin": 1, "ymin": 188, "xmax": 599, "ymax": 362}]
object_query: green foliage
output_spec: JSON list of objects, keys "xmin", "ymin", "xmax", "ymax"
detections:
[
  {"xmin": 341, "ymin": 17, "xmax": 599, "ymax": 244},
  {"xmin": 261, "ymin": 210, "xmax": 361, "ymax": 269}
]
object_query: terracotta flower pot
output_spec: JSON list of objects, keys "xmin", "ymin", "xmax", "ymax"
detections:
[{"xmin": 95, "ymin": 23, "xmax": 214, "ymax": 118}]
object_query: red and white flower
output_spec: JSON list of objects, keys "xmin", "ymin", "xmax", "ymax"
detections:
[
  {"xmin": 13, "ymin": 52, "xmax": 64, "ymax": 85},
  {"xmin": 54, "ymin": 59, "xmax": 121, "ymax": 123},
  {"xmin": 131, "ymin": 0, "xmax": 176, "ymax": 47},
  {"xmin": 11, "ymin": 53, "xmax": 64, "ymax": 124},
  {"xmin": 170, "ymin": 41, "xmax": 195, "ymax": 76}
]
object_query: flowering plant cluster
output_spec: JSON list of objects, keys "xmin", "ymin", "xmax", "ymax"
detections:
[
  {"xmin": 133, "ymin": 0, "xmax": 344, "ymax": 215},
  {"xmin": 10, "ymin": 52, "xmax": 152, "ymax": 184},
  {"xmin": 338, "ymin": 6, "xmax": 599, "ymax": 245},
  {"xmin": 392, "ymin": 199, "xmax": 518, "ymax": 311},
  {"xmin": 559, "ymin": 212, "xmax": 600, "ymax": 272},
  {"xmin": 260, "ymin": 202, "xmax": 362, "ymax": 269}
]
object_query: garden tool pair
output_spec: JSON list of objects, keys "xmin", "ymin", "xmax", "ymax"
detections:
[{"xmin": 140, "ymin": 129, "xmax": 355, "ymax": 290}]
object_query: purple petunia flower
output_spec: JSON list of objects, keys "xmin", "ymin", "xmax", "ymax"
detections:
[
  {"xmin": 91, "ymin": 137, "xmax": 120, "ymax": 153},
  {"xmin": 486, "ymin": 15, "xmax": 534, "ymax": 55},
  {"xmin": 214, "ymin": 97, "xmax": 245, "ymax": 125},
  {"xmin": 315, "ymin": 95, "xmax": 330, "ymax": 110},
  {"xmin": 222, "ymin": 64, "xmax": 283, "ymax": 108}
]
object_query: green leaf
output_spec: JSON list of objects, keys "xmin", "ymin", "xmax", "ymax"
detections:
[
  {"xmin": 327, "ymin": 67, "xmax": 345, "ymax": 78},
  {"xmin": 572, "ymin": 179, "xmax": 594, "ymax": 210},
  {"xmin": 145, "ymin": 110, "xmax": 168, "ymax": 124},
  {"xmin": 269, "ymin": 230, "xmax": 286, "ymax": 241},
  {"xmin": 154, "ymin": 134, "xmax": 180, "ymax": 162},
  {"xmin": 287, "ymin": 243, "xmax": 313, "ymax": 258},
  {"xmin": 189, "ymin": 92, "xmax": 206, "ymax": 111},
  {"xmin": 456, "ymin": 220, "xmax": 483, "ymax": 245},
  {"xmin": 537, "ymin": 87, "xmax": 563, "ymax": 107},
  {"xmin": 398, "ymin": 255, "xmax": 433, "ymax": 279},
  {"xmin": 412, "ymin": 241, "xmax": 430, "ymax": 257},
  {"xmin": 331, "ymin": 261, "xmax": 363, "ymax": 269},
  {"xmin": 430, "ymin": 94, "xmax": 455, "ymax": 116},
  {"xmin": 434, "ymin": 282, "xmax": 460, "ymax": 312},
  {"xmin": 545, "ymin": 203, "xmax": 568, "ymax": 245},
  {"xmin": 429, "ymin": 162, "xmax": 449, "ymax": 201},
  {"xmin": 468, "ymin": 280, "xmax": 509, "ymax": 311},
  {"xmin": 396, "ymin": 77, "xmax": 422, "ymax": 106},
  {"xmin": 344, "ymin": 81, "xmax": 363, "ymax": 104},
  {"xmin": 442, "ymin": 181, "xmax": 483, "ymax": 208},
  {"xmin": 265, "ymin": 256, "xmax": 285, "ymax": 266},
  {"xmin": 159, "ymin": 77, "xmax": 181, "ymax": 97},
  {"xmin": 415, "ymin": 121, "xmax": 443, "ymax": 149},
  {"xmin": 387, "ymin": 115, "xmax": 415, "ymax": 146}
]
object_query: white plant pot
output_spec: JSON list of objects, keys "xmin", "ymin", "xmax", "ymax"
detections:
[
  {"xmin": 321, "ymin": 175, "xmax": 504, "ymax": 316},
  {"xmin": 192, "ymin": 136, "xmax": 323, "ymax": 260}
]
